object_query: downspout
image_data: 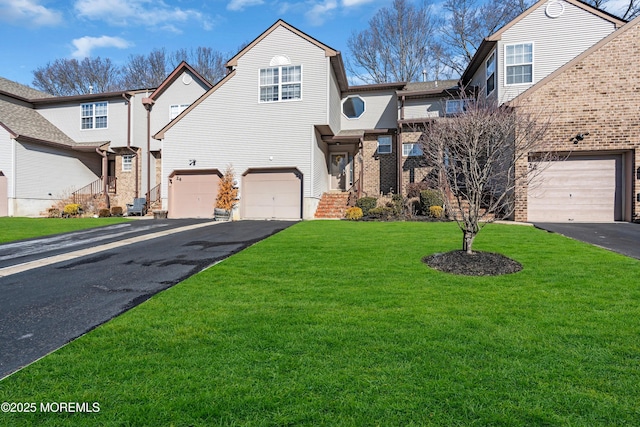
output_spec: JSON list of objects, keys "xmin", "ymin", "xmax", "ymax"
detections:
[
  {"xmin": 95, "ymin": 146, "xmax": 110, "ymax": 208},
  {"xmin": 122, "ymin": 93, "xmax": 138, "ymax": 199},
  {"xmin": 142, "ymin": 97, "xmax": 154, "ymax": 209}
]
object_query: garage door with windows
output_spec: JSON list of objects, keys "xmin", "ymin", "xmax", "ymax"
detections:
[
  {"xmin": 242, "ymin": 169, "xmax": 302, "ymax": 220},
  {"xmin": 528, "ymin": 155, "xmax": 623, "ymax": 222},
  {"xmin": 168, "ymin": 169, "xmax": 221, "ymax": 219}
]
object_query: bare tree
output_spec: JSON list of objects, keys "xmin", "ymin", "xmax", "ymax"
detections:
[
  {"xmin": 437, "ymin": 0, "xmax": 532, "ymax": 77},
  {"xmin": 347, "ymin": 0, "xmax": 438, "ymax": 83},
  {"xmin": 583, "ymin": 0, "xmax": 639, "ymax": 19},
  {"xmin": 121, "ymin": 49, "xmax": 170, "ymax": 89},
  {"xmin": 418, "ymin": 90, "xmax": 551, "ymax": 254},
  {"xmin": 33, "ymin": 57, "xmax": 121, "ymax": 96},
  {"xmin": 169, "ymin": 47, "xmax": 227, "ymax": 84}
]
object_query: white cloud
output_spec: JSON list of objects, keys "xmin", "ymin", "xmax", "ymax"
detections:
[
  {"xmin": 342, "ymin": 0, "xmax": 375, "ymax": 7},
  {"xmin": 305, "ymin": 0, "xmax": 338, "ymax": 26},
  {"xmin": 0, "ymin": 0, "xmax": 63, "ymax": 27},
  {"xmin": 71, "ymin": 35, "xmax": 131, "ymax": 58},
  {"xmin": 74, "ymin": 0, "xmax": 210, "ymax": 30},
  {"xmin": 227, "ymin": 0, "xmax": 264, "ymax": 11}
]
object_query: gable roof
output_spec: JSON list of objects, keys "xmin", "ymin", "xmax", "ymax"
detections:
[
  {"xmin": 227, "ymin": 19, "xmax": 349, "ymax": 92},
  {"xmin": 461, "ymin": 0, "xmax": 626, "ymax": 84},
  {"xmin": 510, "ymin": 13, "xmax": 640, "ymax": 104},
  {"xmin": 155, "ymin": 20, "xmax": 350, "ymax": 140},
  {"xmin": 148, "ymin": 61, "xmax": 213, "ymax": 101}
]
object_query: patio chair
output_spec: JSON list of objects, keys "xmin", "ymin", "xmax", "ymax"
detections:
[{"xmin": 126, "ymin": 197, "xmax": 147, "ymax": 216}]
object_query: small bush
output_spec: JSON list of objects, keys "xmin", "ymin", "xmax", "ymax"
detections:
[
  {"xmin": 429, "ymin": 205, "xmax": 444, "ymax": 219},
  {"xmin": 345, "ymin": 206, "xmax": 363, "ymax": 221},
  {"xmin": 390, "ymin": 193, "xmax": 404, "ymax": 215},
  {"xmin": 63, "ymin": 204, "xmax": 82, "ymax": 216},
  {"xmin": 110, "ymin": 206, "xmax": 123, "ymax": 216},
  {"xmin": 98, "ymin": 208, "xmax": 111, "ymax": 218},
  {"xmin": 356, "ymin": 197, "xmax": 377, "ymax": 216},
  {"xmin": 47, "ymin": 208, "xmax": 61, "ymax": 218},
  {"xmin": 420, "ymin": 190, "xmax": 443, "ymax": 215},
  {"xmin": 367, "ymin": 206, "xmax": 396, "ymax": 220},
  {"xmin": 405, "ymin": 182, "xmax": 431, "ymax": 198}
]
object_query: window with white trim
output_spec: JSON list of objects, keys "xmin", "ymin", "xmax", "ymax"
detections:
[
  {"xmin": 505, "ymin": 43, "xmax": 533, "ymax": 85},
  {"xmin": 377, "ymin": 136, "xmax": 392, "ymax": 154},
  {"xmin": 170, "ymin": 104, "xmax": 190, "ymax": 119},
  {"xmin": 486, "ymin": 51, "xmax": 496, "ymax": 95},
  {"xmin": 342, "ymin": 96, "xmax": 365, "ymax": 119},
  {"xmin": 259, "ymin": 65, "xmax": 301, "ymax": 102},
  {"xmin": 446, "ymin": 99, "xmax": 467, "ymax": 115},
  {"xmin": 402, "ymin": 143, "xmax": 423, "ymax": 157},
  {"xmin": 122, "ymin": 154, "xmax": 133, "ymax": 172},
  {"xmin": 81, "ymin": 102, "xmax": 107, "ymax": 129}
]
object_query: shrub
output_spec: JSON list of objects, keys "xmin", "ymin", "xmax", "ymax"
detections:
[
  {"xmin": 110, "ymin": 206, "xmax": 123, "ymax": 216},
  {"xmin": 63, "ymin": 204, "xmax": 82, "ymax": 216},
  {"xmin": 98, "ymin": 208, "xmax": 111, "ymax": 217},
  {"xmin": 390, "ymin": 193, "xmax": 404, "ymax": 215},
  {"xmin": 420, "ymin": 190, "xmax": 444, "ymax": 215},
  {"xmin": 367, "ymin": 206, "xmax": 395, "ymax": 220},
  {"xmin": 47, "ymin": 208, "xmax": 61, "ymax": 218},
  {"xmin": 344, "ymin": 206, "xmax": 363, "ymax": 220},
  {"xmin": 405, "ymin": 181, "xmax": 431, "ymax": 198},
  {"xmin": 356, "ymin": 197, "xmax": 377, "ymax": 216},
  {"xmin": 215, "ymin": 165, "xmax": 238, "ymax": 211},
  {"xmin": 429, "ymin": 205, "xmax": 444, "ymax": 219}
]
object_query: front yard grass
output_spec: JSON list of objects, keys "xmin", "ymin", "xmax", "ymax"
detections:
[
  {"xmin": 0, "ymin": 221, "xmax": 639, "ymax": 426},
  {"xmin": 0, "ymin": 217, "xmax": 131, "ymax": 244}
]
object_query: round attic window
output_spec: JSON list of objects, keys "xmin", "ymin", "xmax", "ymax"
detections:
[
  {"xmin": 342, "ymin": 96, "xmax": 365, "ymax": 119},
  {"xmin": 182, "ymin": 74, "xmax": 193, "ymax": 85},
  {"xmin": 545, "ymin": 0, "xmax": 564, "ymax": 18}
]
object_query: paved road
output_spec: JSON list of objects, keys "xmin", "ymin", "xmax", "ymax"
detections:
[
  {"xmin": 0, "ymin": 219, "xmax": 295, "ymax": 379},
  {"xmin": 535, "ymin": 222, "xmax": 640, "ymax": 260}
]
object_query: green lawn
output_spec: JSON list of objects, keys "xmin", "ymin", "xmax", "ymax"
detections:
[
  {"xmin": 1, "ymin": 221, "xmax": 639, "ymax": 426},
  {"xmin": 0, "ymin": 217, "xmax": 132, "ymax": 244}
]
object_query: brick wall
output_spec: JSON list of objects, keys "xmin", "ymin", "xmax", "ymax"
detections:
[
  {"xmin": 514, "ymin": 19, "xmax": 640, "ymax": 222},
  {"xmin": 110, "ymin": 149, "xmax": 141, "ymax": 211},
  {"xmin": 359, "ymin": 133, "xmax": 397, "ymax": 196}
]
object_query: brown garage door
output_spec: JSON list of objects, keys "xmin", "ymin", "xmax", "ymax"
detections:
[
  {"xmin": 528, "ymin": 155, "xmax": 622, "ymax": 222},
  {"xmin": 168, "ymin": 170, "xmax": 220, "ymax": 218},
  {"xmin": 242, "ymin": 169, "xmax": 302, "ymax": 219}
]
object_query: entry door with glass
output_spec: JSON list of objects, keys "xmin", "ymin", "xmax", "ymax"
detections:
[{"xmin": 330, "ymin": 153, "xmax": 348, "ymax": 191}]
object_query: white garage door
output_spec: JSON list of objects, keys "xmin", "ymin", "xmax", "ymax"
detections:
[
  {"xmin": 242, "ymin": 169, "xmax": 302, "ymax": 220},
  {"xmin": 528, "ymin": 155, "xmax": 622, "ymax": 222},
  {"xmin": 168, "ymin": 170, "xmax": 220, "ymax": 218}
]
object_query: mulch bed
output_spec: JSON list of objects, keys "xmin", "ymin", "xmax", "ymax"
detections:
[{"xmin": 423, "ymin": 250, "xmax": 523, "ymax": 276}]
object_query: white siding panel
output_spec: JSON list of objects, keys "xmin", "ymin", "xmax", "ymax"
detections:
[
  {"xmin": 15, "ymin": 141, "xmax": 100, "ymax": 203},
  {"xmin": 341, "ymin": 91, "xmax": 397, "ymax": 130},
  {"xmin": 161, "ymin": 25, "xmax": 329, "ymax": 218},
  {"xmin": 328, "ymin": 66, "xmax": 342, "ymax": 133},
  {"xmin": 0, "ymin": 130, "xmax": 13, "ymax": 199},
  {"xmin": 403, "ymin": 98, "xmax": 444, "ymax": 120},
  {"xmin": 499, "ymin": 0, "xmax": 618, "ymax": 103},
  {"xmin": 36, "ymin": 99, "xmax": 130, "ymax": 145},
  {"xmin": 312, "ymin": 128, "xmax": 329, "ymax": 198}
]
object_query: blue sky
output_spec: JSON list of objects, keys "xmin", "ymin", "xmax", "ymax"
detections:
[
  {"xmin": 0, "ymin": 0, "xmax": 397, "ymax": 88},
  {"xmin": 0, "ymin": 0, "xmax": 630, "ymax": 89}
]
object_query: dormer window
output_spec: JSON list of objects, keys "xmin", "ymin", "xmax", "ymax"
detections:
[
  {"xmin": 342, "ymin": 96, "xmax": 365, "ymax": 119},
  {"xmin": 259, "ymin": 65, "xmax": 302, "ymax": 102}
]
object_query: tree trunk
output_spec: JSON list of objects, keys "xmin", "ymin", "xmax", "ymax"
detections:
[{"xmin": 462, "ymin": 230, "xmax": 475, "ymax": 254}]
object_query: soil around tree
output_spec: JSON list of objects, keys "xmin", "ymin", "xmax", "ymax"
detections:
[{"xmin": 423, "ymin": 250, "xmax": 523, "ymax": 276}]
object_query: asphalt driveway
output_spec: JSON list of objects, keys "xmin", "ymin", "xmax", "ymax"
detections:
[
  {"xmin": 534, "ymin": 222, "xmax": 640, "ymax": 260},
  {"xmin": 0, "ymin": 219, "xmax": 295, "ymax": 379}
]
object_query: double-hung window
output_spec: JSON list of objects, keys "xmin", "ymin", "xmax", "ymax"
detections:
[
  {"xmin": 122, "ymin": 154, "xmax": 133, "ymax": 172},
  {"xmin": 402, "ymin": 143, "xmax": 423, "ymax": 157},
  {"xmin": 486, "ymin": 51, "xmax": 496, "ymax": 95},
  {"xmin": 377, "ymin": 136, "xmax": 392, "ymax": 154},
  {"xmin": 81, "ymin": 102, "xmax": 107, "ymax": 129},
  {"xmin": 259, "ymin": 65, "xmax": 302, "ymax": 102},
  {"xmin": 505, "ymin": 43, "xmax": 533, "ymax": 85},
  {"xmin": 446, "ymin": 99, "xmax": 467, "ymax": 115}
]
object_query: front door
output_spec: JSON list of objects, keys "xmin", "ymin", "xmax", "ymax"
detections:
[{"xmin": 330, "ymin": 153, "xmax": 348, "ymax": 191}]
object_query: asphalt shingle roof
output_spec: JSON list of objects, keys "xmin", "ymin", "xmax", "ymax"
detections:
[
  {"xmin": 0, "ymin": 77, "xmax": 53, "ymax": 99},
  {"xmin": 0, "ymin": 98, "xmax": 77, "ymax": 147}
]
